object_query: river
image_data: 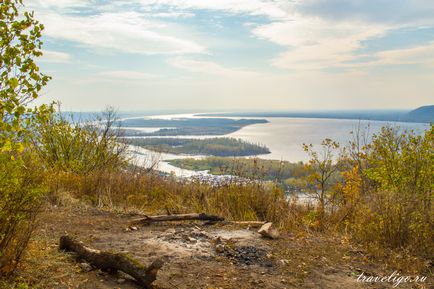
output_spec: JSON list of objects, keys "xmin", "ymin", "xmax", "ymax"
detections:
[{"xmin": 127, "ymin": 114, "xmax": 429, "ymax": 176}]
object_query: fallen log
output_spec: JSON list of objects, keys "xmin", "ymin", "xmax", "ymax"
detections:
[
  {"xmin": 132, "ymin": 213, "xmax": 224, "ymax": 225},
  {"xmin": 228, "ymin": 221, "xmax": 266, "ymax": 228},
  {"xmin": 59, "ymin": 235, "xmax": 163, "ymax": 288}
]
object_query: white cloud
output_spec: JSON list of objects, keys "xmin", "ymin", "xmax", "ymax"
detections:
[
  {"xmin": 99, "ymin": 70, "xmax": 160, "ymax": 80},
  {"xmin": 40, "ymin": 50, "xmax": 72, "ymax": 63},
  {"xmin": 376, "ymin": 42, "xmax": 434, "ymax": 66},
  {"xmin": 139, "ymin": 0, "xmax": 291, "ymax": 19},
  {"xmin": 253, "ymin": 16, "xmax": 387, "ymax": 70},
  {"xmin": 295, "ymin": 0, "xmax": 434, "ymax": 26},
  {"xmin": 39, "ymin": 12, "xmax": 205, "ymax": 55},
  {"xmin": 344, "ymin": 42, "xmax": 434, "ymax": 69},
  {"xmin": 27, "ymin": 0, "xmax": 434, "ymax": 111},
  {"xmin": 28, "ymin": 0, "xmax": 89, "ymax": 9},
  {"xmin": 150, "ymin": 11, "xmax": 195, "ymax": 18},
  {"xmin": 168, "ymin": 58, "xmax": 260, "ymax": 78}
]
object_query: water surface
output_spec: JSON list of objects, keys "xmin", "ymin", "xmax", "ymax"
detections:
[{"xmin": 127, "ymin": 115, "xmax": 429, "ymax": 175}]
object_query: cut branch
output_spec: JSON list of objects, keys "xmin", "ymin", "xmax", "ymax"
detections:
[
  {"xmin": 59, "ymin": 235, "xmax": 163, "ymax": 288},
  {"xmin": 132, "ymin": 213, "xmax": 224, "ymax": 225}
]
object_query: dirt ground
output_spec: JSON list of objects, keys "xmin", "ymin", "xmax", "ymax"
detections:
[{"xmin": 3, "ymin": 206, "xmax": 431, "ymax": 289}]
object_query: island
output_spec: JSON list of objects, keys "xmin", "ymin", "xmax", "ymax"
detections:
[
  {"xmin": 116, "ymin": 117, "xmax": 268, "ymax": 136},
  {"xmin": 122, "ymin": 138, "xmax": 270, "ymax": 157}
]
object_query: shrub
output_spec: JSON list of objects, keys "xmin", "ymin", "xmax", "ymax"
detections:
[
  {"xmin": 0, "ymin": 0, "xmax": 51, "ymax": 275},
  {"xmin": 0, "ymin": 152, "xmax": 47, "ymax": 274},
  {"xmin": 339, "ymin": 125, "xmax": 433, "ymax": 256},
  {"xmin": 32, "ymin": 108, "xmax": 129, "ymax": 206},
  {"xmin": 34, "ymin": 108, "xmax": 128, "ymax": 175}
]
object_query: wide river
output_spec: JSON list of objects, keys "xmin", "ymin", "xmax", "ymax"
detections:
[{"xmin": 129, "ymin": 115, "xmax": 429, "ymax": 177}]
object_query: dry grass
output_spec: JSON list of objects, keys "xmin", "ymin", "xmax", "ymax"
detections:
[
  {"xmin": 45, "ymin": 168, "xmax": 433, "ymax": 277},
  {"xmin": 49, "ymin": 169, "xmax": 302, "ymax": 229}
]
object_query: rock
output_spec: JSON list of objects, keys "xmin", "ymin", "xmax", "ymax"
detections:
[
  {"xmin": 213, "ymin": 236, "xmax": 223, "ymax": 245},
  {"xmin": 215, "ymin": 244, "xmax": 225, "ymax": 253},
  {"xmin": 130, "ymin": 226, "xmax": 138, "ymax": 231},
  {"xmin": 79, "ymin": 262, "xmax": 93, "ymax": 272},
  {"xmin": 188, "ymin": 237, "xmax": 197, "ymax": 243},
  {"xmin": 117, "ymin": 278, "xmax": 126, "ymax": 284},
  {"xmin": 165, "ymin": 228, "xmax": 176, "ymax": 234},
  {"xmin": 258, "ymin": 222, "xmax": 280, "ymax": 239}
]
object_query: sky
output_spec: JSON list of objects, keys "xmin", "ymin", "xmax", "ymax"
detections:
[{"xmin": 28, "ymin": 0, "xmax": 434, "ymax": 111}]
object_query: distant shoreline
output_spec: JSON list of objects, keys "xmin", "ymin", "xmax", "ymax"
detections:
[{"xmin": 199, "ymin": 110, "xmax": 432, "ymax": 124}]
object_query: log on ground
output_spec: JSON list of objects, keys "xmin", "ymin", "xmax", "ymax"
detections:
[
  {"xmin": 228, "ymin": 221, "xmax": 267, "ymax": 228},
  {"xmin": 59, "ymin": 235, "xmax": 163, "ymax": 288},
  {"xmin": 132, "ymin": 213, "xmax": 224, "ymax": 225}
]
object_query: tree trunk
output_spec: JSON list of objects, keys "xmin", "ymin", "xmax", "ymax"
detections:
[{"xmin": 59, "ymin": 235, "xmax": 163, "ymax": 288}]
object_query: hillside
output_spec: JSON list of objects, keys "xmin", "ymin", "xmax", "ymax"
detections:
[
  {"xmin": 405, "ymin": 105, "xmax": 434, "ymax": 123},
  {"xmin": 202, "ymin": 105, "xmax": 434, "ymax": 123}
]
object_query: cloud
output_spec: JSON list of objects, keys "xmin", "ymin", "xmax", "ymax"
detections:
[
  {"xmin": 253, "ymin": 16, "xmax": 387, "ymax": 70},
  {"xmin": 40, "ymin": 50, "xmax": 72, "ymax": 63},
  {"xmin": 346, "ymin": 42, "xmax": 434, "ymax": 68},
  {"xmin": 168, "ymin": 58, "xmax": 260, "ymax": 77},
  {"xmin": 28, "ymin": 0, "xmax": 89, "ymax": 10},
  {"xmin": 296, "ymin": 0, "xmax": 434, "ymax": 26},
  {"xmin": 138, "ymin": 0, "xmax": 291, "ymax": 19},
  {"xmin": 377, "ymin": 42, "xmax": 434, "ymax": 65},
  {"xmin": 150, "ymin": 11, "xmax": 195, "ymax": 18},
  {"xmin": 39, "ymin": 12, "xmax": 205, "ymax": 55},
  {"xmin": 27, "ymin": 0, "xmax": 434, "ymax": 112},
  {"xmin": 99, "ymin": 70, "xmax": 160, "ymax": 80}
]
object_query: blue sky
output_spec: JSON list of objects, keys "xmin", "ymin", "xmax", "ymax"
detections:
[{"xmin": 29, "ymin": 0, "xmax": 434, "ymax": 111}]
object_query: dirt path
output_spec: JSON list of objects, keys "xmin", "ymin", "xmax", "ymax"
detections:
[{"xmin": 9, "ymin": 207, "xmax": 428, "ymax": 289}]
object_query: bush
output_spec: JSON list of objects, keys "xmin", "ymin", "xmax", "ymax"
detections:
[
  {"xmin": 0, "ymin": 0, "xmax": 51, "ymax": 275},
  {"xmin": 32, "ymin": 108, "xmax": 129, "ymax": 206},
  {"xmin": 34, "ymin": 108, "xmax": 128, "ymax": 175},
  {"xmin": 0, "ymin": 152, "xmax": 47, "ymax": 274},
  {"xmin": 338, "ymin": 125, "xmax": 433, "ymax": 256}
]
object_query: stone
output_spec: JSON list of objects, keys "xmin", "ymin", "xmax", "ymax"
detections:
[
  {"xmin": 258, "ymin": 222, "xmax": 280, "ymax": 239},
  {"xmin": 79, "ymin": 262, "xmax": 93, "ymax": 272},
  {"xmin": 117, "ymin": 278, "xmax": 126, "ymax": 284},
  {"xmin": 215, "ymin": 244, "xmax": 225, "ymax": 253},
  {"xmin": 214, "ymin": 236, "xmax": 223, "ymax": 245},
  {"xmin": 188, "ymin": 237, "xmax": 197, "ymax": 243}
]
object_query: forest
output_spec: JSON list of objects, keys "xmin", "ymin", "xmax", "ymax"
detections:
[{"xmin": 123, "ymin": 137, "xmax": 271, "ymax": 156}]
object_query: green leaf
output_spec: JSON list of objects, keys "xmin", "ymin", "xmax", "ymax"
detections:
[{"xmin": 8, "ymin": 77, "xmax": 19, "ymax": 89}]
